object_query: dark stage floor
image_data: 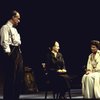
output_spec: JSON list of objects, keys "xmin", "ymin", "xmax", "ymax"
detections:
[{"xmin": 0, "ymin": 89, "xmax": 83, "ymax": 99}]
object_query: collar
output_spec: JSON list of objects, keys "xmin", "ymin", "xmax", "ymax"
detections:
[
  {"xmin": 6, "ymin": 21, "xmax": 13, "ymax": 28},
  {"xmin": 96, "ymin": 50, "xmax": 100, "ymax": 54}
]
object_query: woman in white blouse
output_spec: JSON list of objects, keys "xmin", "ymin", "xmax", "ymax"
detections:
[{"xmin": 82, "ymin": 40, "xmax": 100, "ymax": 99}]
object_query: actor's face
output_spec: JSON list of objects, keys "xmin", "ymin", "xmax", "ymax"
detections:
[
  {"xmin": 91, "ymin": 45, "xmax": 98, "ymax": 53},
  {"xmin": 52, "ymin": 41, "xmax": 60, "ymax": 53},
  {"xmin": 12, "ymin": 12, "xmax": 20, "ymax": 26}
]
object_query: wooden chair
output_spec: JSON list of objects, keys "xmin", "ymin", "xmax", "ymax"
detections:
[
  {"xmin": 41, "ymin": 63, "xmax": 71, "ymax": 99},
  {"xmin": 42, "ymin": 63, "xmax": 58, "ymax": 99}
]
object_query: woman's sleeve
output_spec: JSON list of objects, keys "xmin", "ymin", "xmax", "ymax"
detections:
[{"xmin": 86, "ymin": 55, "xmax": 92, "ymax": 71}]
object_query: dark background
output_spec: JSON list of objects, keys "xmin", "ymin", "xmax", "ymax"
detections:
[{"xmin": 0, "ymin": 0, "xmax": 100, "ymax": 89}]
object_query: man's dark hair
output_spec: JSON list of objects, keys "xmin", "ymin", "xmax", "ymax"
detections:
[{"xmin": 8, "ymin": 10, "xmax": 19, "ymax": 19}]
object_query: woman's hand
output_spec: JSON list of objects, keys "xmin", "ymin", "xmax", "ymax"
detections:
[
  {"xmin": 57, "ymin": 69, "xmax": 62, "ymax": 72},
  {"xmin": 86, "ymin": 70, "xmax": 91, "ymax": 75},
  {"xmin": 62, "ymin": 69, "xmax": 67, "ymax": 72},
  {"xmin": 57, "ymin": 69, "xmax": 67, "ymax": 73}
]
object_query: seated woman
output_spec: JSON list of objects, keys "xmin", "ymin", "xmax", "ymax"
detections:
[
  {"xmin": 82, "ymin": 40, "xmax": 100, "ymax": 99},
  {"xmin": 45, "ymin": 40, "xmax": 71, "ymax": 99}
]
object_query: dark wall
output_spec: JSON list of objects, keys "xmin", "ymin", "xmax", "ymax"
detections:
[{"xmin": 0, "ymin": 0, "xmax": 100, "ymax": 89}]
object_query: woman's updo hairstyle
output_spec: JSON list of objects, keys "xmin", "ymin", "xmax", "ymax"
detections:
[{"xmin": 91, "ymin": 40, "xmax": 100, "ymax": 49}]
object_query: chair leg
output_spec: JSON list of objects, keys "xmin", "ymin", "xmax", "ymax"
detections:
[
  {"xmin": 53, "ymin": 91, "xmax": 56, "ymax": 99},
  {"xmin": 68, "ymin": 89, "xmax": 71, "ymax": 99},
  {"xmin": 45, "ymin": 91, "xmax": 48, "ymax": 99},
  {"xmin": 56, "ymin": 92, "xmax": 60, "ymax": 99},
  {"xmin": 53, "ymin": 91, "xmax": 60, "ymax": 99}
]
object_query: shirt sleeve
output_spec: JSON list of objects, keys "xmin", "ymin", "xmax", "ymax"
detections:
[
  {"xmin": 58, "ymin": 53, "xmax": 66, "ymax": 69},
  {"xmin": 11, "ymin": 28, "xmax": 21, "ymax": 45},
  {"xmin": 0, "ymin": 25, "xmax": 11, "ymax": 53}
]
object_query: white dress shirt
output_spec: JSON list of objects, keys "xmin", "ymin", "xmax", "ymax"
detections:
[{"xmin": 0, "ymin": 21, "xmax": 21, "ymax": 53}]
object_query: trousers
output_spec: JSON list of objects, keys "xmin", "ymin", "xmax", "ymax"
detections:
[{"xmin": 0, "ymin": 45, "xmax": 24, "ymax": 100}]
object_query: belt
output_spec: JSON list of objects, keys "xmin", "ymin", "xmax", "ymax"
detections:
[{"xmin": 10, "ymin": 45, "xmax": 21, "ymax": 53}]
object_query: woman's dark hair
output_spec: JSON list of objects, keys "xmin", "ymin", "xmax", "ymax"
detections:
[
  {"xmin": 49, "ymin": 40, "xmax": 59, "ymax": 50},
  {"xmin": 91, "ymin": 40, "xmax": 100, "ymax": 49}
]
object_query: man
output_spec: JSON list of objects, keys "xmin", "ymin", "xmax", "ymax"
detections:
[{"xmin": 0, "ymin": 10, "xmax": 24, "ymax": 100}]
